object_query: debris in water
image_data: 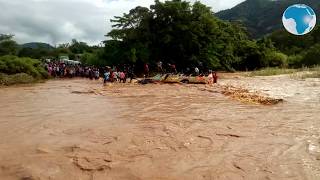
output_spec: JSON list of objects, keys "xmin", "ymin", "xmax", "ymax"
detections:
[
  {"xmin": 73, "ymin": 156, "xmax": 111, "ymax": 171},
  {"xmin": 216, "ymin": 133, "xmax": 242, "ymax": 138},
  {"xmin": 71, "ymin": 90, "xmax": 95, "ymax": 94},
  {"xmin": 220, "ymin": 85, "xmax": 283, "ymax": 105},
  {"xmin": 233, "ymin": 162, "xmax": 245, "ymax": 172}
]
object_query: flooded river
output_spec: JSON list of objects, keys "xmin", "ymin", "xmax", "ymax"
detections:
[{"xmin": 0, "ymin": 76, "xmax": 319, "ymax": 180}]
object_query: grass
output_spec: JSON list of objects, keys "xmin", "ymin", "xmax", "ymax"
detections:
[
  {"xmin": 290, "ymin": 66, "xmax": 320, "ymax": 79},
  {"xmin": 249, "ymin": 68, "xmax": 297, "ymax": 76},
  {"xmin": 300, "ymin": 65, "xmax": 320, "ymax": 72},
  {"xmin": 293, "ymin": 69, "xmax": 320, "ymax": 79},
  {"xmin": 249, "ymin": 66, "xmax": 320, "ymax": 79},
  {"xmin": 300, "ymin": 71, "xmax": 320, "ymax": 79}
]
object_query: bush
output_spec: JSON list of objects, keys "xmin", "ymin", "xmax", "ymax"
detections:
[
  {"xmin": 286, "ymin": 44, "xmax": 320, "ymax": 68},
  {"xmin": 288, "ymin": 54, "xmax": 304, "ymax": 68},
  {"xmin": 301, "ymin": 44, "xmax": 320, "ymax": 67},
  {"xmin": 0, "ymin": 55, "xmax": 48, "ymax": 79},
  {"xmin": 264, "ymin": 51, "xmax": 288, "ymax": 68}
]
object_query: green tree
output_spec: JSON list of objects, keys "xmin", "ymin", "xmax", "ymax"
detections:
[
  {"xmin": 105, "ymin": 0, "xmax": 277, "ymax": 71},
  {"xmin": 268, "ymin": 27, "xmax": 318, "ymax": 55},
  {"xmin": 301, "ymin": 44, "xmax": 320, "ymax": 66},
  {"xmin": 0, "ymin": 34, "xmax": 18, "ymax": 56},
  {"xmin": 264, "ymin": 51, "xmax": 288, "ymax": 68},
  {"xmin": 69, "ymin": 39, "xmax": 91, "ymax": 54}
]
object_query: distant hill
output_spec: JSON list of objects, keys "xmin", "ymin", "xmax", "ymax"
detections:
[
  {"xmin": 21, "ymin": 42, "xmax": 54, "ymax": 49},
  {"xmin": 216, "ymin": 0, "xmax": 320, "ymax": 38}
]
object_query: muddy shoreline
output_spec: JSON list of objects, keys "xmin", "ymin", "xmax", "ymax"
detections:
[{"xmin": 0, "ymin": 76, "xmax": 319, "ymax": 180}]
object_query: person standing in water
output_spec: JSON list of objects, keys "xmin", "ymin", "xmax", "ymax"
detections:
[
  {"xmin": 207, "ymin": 70, "xmax": 214, "ymax": 85},
  {"xmin": 194, "ymin": 67, "xmax": 200, "ymax": 76},
  {"xmin": 95, "ymin": 69, "xmax": 100, "ymax": 80},
  {"xmin": 110, "ymin": 70, "xmax": 115, "ymax": 82},
  {"xmin": 213, "ymin": 72, "xmax": 218, "ymax": 84},
  {"xmin": 171, "ymin": 64, "xmax": 177, "ymax": 74},
  {"xmin": 157, "ymin": 61, "xmax": 163, "ymax": 74},
  {"xmin": 144, "ymin": 63, "xmax": 149, "ymax": 77},
  {"xmin": 120, "ymin": 71, "xmax": 126, "ymax": 83},
  {"xmin": 103, "ymin": 70, "xmax": 110, "ymax": 84},
  {"xmin": 128, "ymin": 65, "xmax": 135, "ymax": 83}
]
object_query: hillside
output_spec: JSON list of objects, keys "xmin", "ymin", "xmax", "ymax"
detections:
[
  {"xmin": 21, "ymin": 42, "xmax": 54, "ymax": 49},
  {"xmin": 216, "ymin": 0, "xmax": 320, "ymax": 38}
]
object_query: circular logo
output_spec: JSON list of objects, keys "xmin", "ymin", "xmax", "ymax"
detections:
[{"xmin": 282, "ymin": 4, "xmax": 316, "ymax": 35}]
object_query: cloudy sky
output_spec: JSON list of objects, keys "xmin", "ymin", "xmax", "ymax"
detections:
[{"xmin": 0, "ymin": 0, "xmax": 244, "ymax": 45}]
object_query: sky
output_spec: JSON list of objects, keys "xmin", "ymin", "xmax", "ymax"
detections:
[{"xmin": 0, "ymin": 0, "xmax": 245, "ymax": 45}]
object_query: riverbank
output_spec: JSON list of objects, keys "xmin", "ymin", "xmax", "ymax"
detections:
[
  {"xmin": 0, "ymin": 73, "xmax": 41, "ymax": 86},
  {"xmin": 0, "ymin": 56, "xmax": 49, "ymax": 86},
  {"xmin": 247, "ymin": 66, "xmax": 320, "ymax": 78}
]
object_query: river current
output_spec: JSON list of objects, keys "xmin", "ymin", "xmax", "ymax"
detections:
[{"xmin": 0, "ymin": 77, "xmax": 319, "ymax": 180}]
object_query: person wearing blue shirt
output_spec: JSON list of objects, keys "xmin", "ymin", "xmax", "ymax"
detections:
[{"xmin": 104, "ymin": 71, "xmax": 110, "ymax": 84}]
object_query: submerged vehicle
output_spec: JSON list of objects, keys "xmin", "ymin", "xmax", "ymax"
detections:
[
  {"xmin": 179, "ymin": 75, "xmax": 207, "ymax": 84},
  {"xmin": 139, "ymin": 74, "xmax": 208, "ymax": 84}
]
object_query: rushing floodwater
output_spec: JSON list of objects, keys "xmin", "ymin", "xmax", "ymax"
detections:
[{"xmin": 0, "ymin": 78, "xmax": 319, "ymax": 180}]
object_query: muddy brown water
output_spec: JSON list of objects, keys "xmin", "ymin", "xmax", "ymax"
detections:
[{"xmin": 0, "ymin": 77, "xmax": 319, "ymax": 180}]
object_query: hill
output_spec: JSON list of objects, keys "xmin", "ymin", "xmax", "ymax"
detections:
[
  {"xmin": 216, "ymin": 0, "xmax": 320, "ymax": 38},
  {"xmin": 21, "ymin": 42, "xmax": 54, "ymax": 49}
]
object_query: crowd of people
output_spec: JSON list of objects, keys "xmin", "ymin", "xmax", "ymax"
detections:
[
  {"xmin": 45, "ymin": 62, "xmax": 137, "ymax": 83},
  {"xmin": 46, "ymin": 62, "xmax": 100, "ymax": 79},
  {"xmin": 45, "ymin": 61, "xmax": 218, "ymax": 84},
  {"xmin": 103, "ymin": 65, "xmax": 135, "ymax": 84}
]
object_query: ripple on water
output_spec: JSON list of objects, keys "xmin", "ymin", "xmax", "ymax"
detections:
[{"xmin": 0, "ymin": 79, "xmax": 319, "ymax": 179}]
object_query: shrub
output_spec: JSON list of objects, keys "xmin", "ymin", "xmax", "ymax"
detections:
[
  {"xmin": 301, "ymin": 44, "xmax": 320, "ymax": 67},
  {"xmin": 264, "ymin": 51, "xmax": 288, "ymax": 68},
  {"xmin": 288, "ymin": 54, "xmax": 304, "ymax": 68}
]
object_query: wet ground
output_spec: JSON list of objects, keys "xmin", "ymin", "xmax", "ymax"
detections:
[{"xmin": 0, "ymin": 76, "xmax": 319, "ymax": 180}]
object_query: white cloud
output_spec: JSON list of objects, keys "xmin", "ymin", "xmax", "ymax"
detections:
[
  {"xmin": 192, "ymin": 0, "xmax": 245, "ymax": 12},
  {"xmin": 0, "ymin": 0, "xmax": 244, "ymax": 45}
]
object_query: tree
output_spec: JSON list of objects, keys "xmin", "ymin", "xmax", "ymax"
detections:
[
  {"xmin": 105, "ymin": 0, "xmax": 278, "ymax": 71},
  {"xmin": 69, "ymin": 39, "xmax": 91, "ymax": 54},
  {"xmin": 264, "ymin": 51, "xmax": 288, "ymax": 68},
  {"xmin": 267, "ymin": 25, "xmax": 320, "ymax": 68},
  {"xmin": 301, "ymin": 43, "xmax": 320, "ymax": 66},
  {"xmin": 108, "ymin": 1, "xmax": 233, "ymax": 70},
  {"xmin": 54, "ymin": 43, "xmax": 73, "ymax": 60},
  {"xmin": 0, "ymin": 34, "xmax": 18, "ymax": 56},
  {"xmin": 108, "ymin": 6, "xmax": 151, "ymax": 41},
  {"xmin": 268, "ymin": 28, "xmax": 316, "ymax": 55}
]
